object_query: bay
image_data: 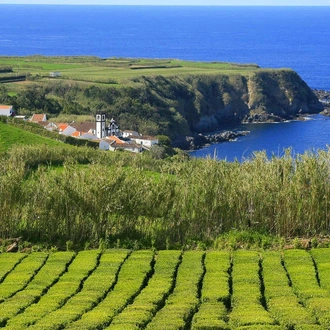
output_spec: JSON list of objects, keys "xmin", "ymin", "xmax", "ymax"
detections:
[{"xmin": 189, "ymin": 114, "xmax": 330, "ymax": 161}]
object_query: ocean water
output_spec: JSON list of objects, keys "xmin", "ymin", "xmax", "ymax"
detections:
[
  {"xmin": 190, "ymin": 114, "xmax": 330, "ymax": 161},
  {"xmin": 0, "ymin": 5, "xmax": 329, "ymax": 90},
  {"xmin": 0, "ymin": 5, "xmax": 329, "ymax": 160}
]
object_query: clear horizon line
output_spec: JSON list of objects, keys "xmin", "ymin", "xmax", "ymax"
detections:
[{"xmin": 0, "ymin": 3, "xmax": 329, "ymax": 6}]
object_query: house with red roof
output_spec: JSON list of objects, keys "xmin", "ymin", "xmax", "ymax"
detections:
[{"xmin": 30, "ymin": 114, "xmax": 47, "ymax": 123}]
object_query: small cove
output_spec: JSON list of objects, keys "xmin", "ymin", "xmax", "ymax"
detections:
[{"xmin": 189, "ymin": 114, "xmax": 330, "ymax": 162}]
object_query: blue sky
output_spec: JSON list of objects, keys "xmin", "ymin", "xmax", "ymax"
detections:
[{"xmin": 0, "ymin": 0, "xmax": 328, "ymax": 4}]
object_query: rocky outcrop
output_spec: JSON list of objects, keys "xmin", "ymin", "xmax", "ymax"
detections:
[
  {"xmin": 138, "ymin": 69, "xmax": 322, "ymax": 138},
  {"xmin": 314, "ymin": 89, "xmax": 330, "ymax": 115},
  {"xmin": 172, "ymin": 130, "xmax": 249, "ymax": 150}
]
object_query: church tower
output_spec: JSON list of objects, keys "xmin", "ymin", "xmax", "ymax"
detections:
[
  {"xmin": 108, "ymin": 118, "xmax": 121, "ymax": 137},
  {"xmin": 96, "ymin": 113, "xmax": 106, "ymax": 139}
]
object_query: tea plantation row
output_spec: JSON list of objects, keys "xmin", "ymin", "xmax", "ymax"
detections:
[{"xmin": 0, "ymin": 248, "xmax": 330, "ymax": 329}]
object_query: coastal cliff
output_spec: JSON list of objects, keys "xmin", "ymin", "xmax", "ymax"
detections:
[{"xmin": 134, "ymin": 69, "xmax": 321, "ymax": 136}]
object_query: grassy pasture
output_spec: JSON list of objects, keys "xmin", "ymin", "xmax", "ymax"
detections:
[
  {"xmin": 0, "ymin": 121, "xmax": 63, "ymax": 153},
  {"xmin": 0, "ymin": 249, "xmax": 329, "ymax": 329},
  {"xmin": 0, "ymin": 56, "xmax": 260, "ymax": 86}
]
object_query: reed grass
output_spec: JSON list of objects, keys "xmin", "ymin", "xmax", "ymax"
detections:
[{"xmin": 1, "ymin": 144, "xmax": 330, "ymax": 248}]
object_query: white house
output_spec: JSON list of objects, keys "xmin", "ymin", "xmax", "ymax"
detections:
[
  {"xmin": 130, "ymin": 135, "xmax": 159, "ymax": 148},
  {"xmin": 49, "ymin": 72, "xmax": 61, "ymax": 78},
  {"xmin": 122, "ymin": 130, "xmax": 139, "ymax": 138},
  {"xmin": 0, "ymin": 105, "xmax": 14, "ymax": 117},
  {"xmin": 61, "ymin": 125, "xmax": 76, "ymax": 136},
  {"xmin": 99, "ymin": 138, "xmax": 142, "ymax": 153}
]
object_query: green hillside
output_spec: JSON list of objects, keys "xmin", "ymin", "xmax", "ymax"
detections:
[{"xmin": 0, "ymin": 121, "xmax": 63, "ymax": 153}]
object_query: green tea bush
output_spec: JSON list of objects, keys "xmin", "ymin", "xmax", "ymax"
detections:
[
  {"xmin": 0, "ymin": 253, "xmax": 48, "ymax": 303},
  {"xmin": 66, "ymin": 250, "xmax": 154, "ymax": 330},
  {"xmin": 262, "ymin": 251, "xmax": 316, "ymax": 328},
  {"xmin": 29, "ymin": 250, "xmax": 129, "ymax": 329},
  {"xmin": 0, "ymin": 251, "xmax": 74, "ymax": 325},
  {"xmin": 108, "ymin": 250, "xmax": 181, "ymax": 329},
  {"xmin": 6, "ymin": 250, "xmax": 100, "ymax": 329},
  {"xmin": 145, "ymin": 251, "xmax": 204, "ymax": 330},
  {"xmin": 191, "ymin": 251, "xmax": 231, "ymax": 329},
  {"xmin": 229, "ymin": 251, "xmax": 275, "ymax": 328}
]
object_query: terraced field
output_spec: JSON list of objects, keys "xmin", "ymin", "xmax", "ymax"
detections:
[{"xmin": 0, "ymin": 248, "xmax": 330, "ymax": 329}]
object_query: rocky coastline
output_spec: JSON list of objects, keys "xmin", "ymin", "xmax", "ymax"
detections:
[
  {"xmin": 314, "ymin": 89, "xmax": 330, "ymax": 115},
  {"xmin": 173, "ymin": 89, "xmax": 329, "ymax": 151},
  {"xmin": 172, "ymin": 130, "xmax": 250, "ymax": 150}
]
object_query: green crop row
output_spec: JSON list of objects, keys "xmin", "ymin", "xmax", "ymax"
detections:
[
  {"xmin": 145, "ymin": 251, "xmax": 204, "ymax": 330},
  {"xmin": 108, "ymin": 250, "xmax": 182, "ymax": 330},
  {"xmin": 0, "ymin": 253, "xmax": 27, "ymax": 283},
  {"xmin": 0, "ymin": 251, "xmax": 74, "ymax": 326},
  {"xmin": 229, "ymin": 251, "xmax": 275, "ymax": 329},
  {"xmin": 0, "ymin": 253, "xmax": 48, "ymax": 303},
  {"xmin": 307, "ymin": 249, "xmax": 330, "ymax": 327},
  {"xmin": 27, "ymin": 249, "xmax": 129, "ymax": 330},
  {"xmin": 191, "ymin": 251, "xmax": 231, "ymax": 330},
  {"xmin": 66, "ymin": 250, "xmax": 154, "ymax": 330},
  {"xmin": 283, "ymin": 249, "xmax": 330, "ymax": 328},
  {"xmin": 262, "ymin": 251, "xmax": 317, "ymax": 328},
  {"xmin": 5, "ymin": 250, "xmax": 100, "ymax": 329}
]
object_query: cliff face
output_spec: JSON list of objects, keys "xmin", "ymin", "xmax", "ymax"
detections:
[{"xmin": 136, "ymin": 69, "xmax": 321, "ymax": 135}]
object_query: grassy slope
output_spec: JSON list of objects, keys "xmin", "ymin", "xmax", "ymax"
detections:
[{"xmin": 0, "ymin": 121, "xmax": 63, "ymax": 153}]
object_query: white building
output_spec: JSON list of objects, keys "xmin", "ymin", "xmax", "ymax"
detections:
[
  {"xmin": 96, "ymin": 113, "xmax": 106, "ymax": 139},
  {"xmin": 130, "ymin": 135, "xmax": 159, "ymax": 148},
  {"xmin": 49, "ymin": 72, "xmax": 61, "ymax": 77},
  {"xmin": 0, "ymin": 105, "xmax": 14, "ymax": 117},
  {"xmin": 122, "ymin": 130, "xmax": 139, "ymax": 138}
]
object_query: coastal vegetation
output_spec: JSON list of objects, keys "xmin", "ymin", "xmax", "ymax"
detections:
[
  {"xmin": 1, "ymin": 132, "xmax": 330, "ymax": 250},
  {"xmin": 0, "ymin": 56, "xmax": 321, "ymax": 142}
]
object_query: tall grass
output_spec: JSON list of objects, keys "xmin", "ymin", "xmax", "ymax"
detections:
[{"xmin": 1, "ymin": 145, "xmax": 330, "ymax": 248}]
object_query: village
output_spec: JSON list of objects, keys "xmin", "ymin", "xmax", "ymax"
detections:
[{"xmin": 0, "ymin": 104, "xmax": 159, "ymax": 153}]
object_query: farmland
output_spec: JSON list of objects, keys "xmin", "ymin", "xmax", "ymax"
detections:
[
  {"xmin": 0, "ymin": 56, "xmax": 260, "ymax": 87},
  {"xmin": 0, "ymin": 248, "xmax": 330, "ymax": 329}
]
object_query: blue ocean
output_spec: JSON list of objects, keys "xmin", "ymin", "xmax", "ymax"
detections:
[{"xmin": 0, "ymin": 5, "xmax": 329, "ymax": 160}]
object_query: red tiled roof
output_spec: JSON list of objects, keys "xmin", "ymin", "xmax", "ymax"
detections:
[
  {"xmin": 0, "ymin": 105, "xmax": 12, "ymax": 110},
  {"xmin": 107, "ymin": 135, "xmax": 125, "ymax": 144},
  {"xmin": 31, "ymin": 114, "xmax": 46, "ymax": 122},
  {"xmin": 71, "ymin": 122, "xmax": 95, "ymax": 132},
  {"xmin": 57, "ymin": 124, "xmax": 68, "ymax": 132},
  {"xmin": 71, "ymin": 131, "xmax": 82, "ymax": 137}
]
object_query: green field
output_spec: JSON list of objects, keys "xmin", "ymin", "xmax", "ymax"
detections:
[
  {"xmin": 0, "ymin": 249, "xmax": 329, "ymax": 329},
  {"xmin": 0, "ymin": 121, "xmax": 63, "ymax": 153},
  {"xmin": 0, "ymin": 56, "xmax": 260, "ymax": 86}
]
